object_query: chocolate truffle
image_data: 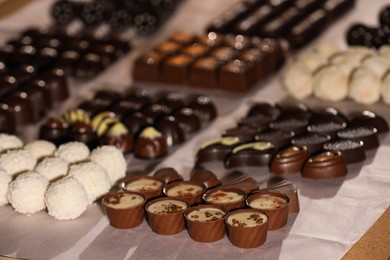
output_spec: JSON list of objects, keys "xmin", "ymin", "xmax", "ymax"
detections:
[
  {"xmin": 291, "ymin": 133, "xmax": 331, "ymax": 154},
  {"xmin": 323, "ymin": 139, "xmax": 366, "ymax": 164},
  {"xmin": 302, "ymin": 151, "xmax": 347, "ymax": 179},
  {"xmin": 153, "ymin": 167, "xmax": 183, "ymax": 184},
  {"xmin": 225, "ymin": 141, "xmax": 275, "ymax": 168},
  {"xmin": 39, "ymin": 117, "xmax": 69, "ymax": 146},
  {"xmin": 196, "ymin": 136, "xmax": 242, "ymax": 165},
  {"xmin": 187, "ymin": 95, "xmax": 217, "ymax": 122},
  {"xmin": 154, "ymin": 115, "xmax": 185, "ymax": 146},
  {"xmin": 270, "ymin": 146, "xmax": 310, "ymax": 174},
  {"xmin": 337, "ymin": 126, "xmax": 379, "ymax": 150},
  {"xmin": 171, "ymin": 108, "xmax": 201, "ymax": 134},
  {"xmin": 134, "ymin": 127, "xmax": 168, "ymax": 159}
]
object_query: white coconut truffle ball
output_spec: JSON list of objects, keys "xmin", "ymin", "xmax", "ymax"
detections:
[
  {"xmin": 68, "ymin": 161, "xmax": 110, "ymax": 204},
  {"xmin": 45, "ymin": 177, "xmax": 88, "ymax": 220},
  {"xmin": 313, "ymin": 65, "xmax": 349, "ymax": 102},
  {"xmin": 35, "ymin": 157, "xmax": 69, "ymax": 181},
  {"xmin": 282, "ymin": 62, "xmax": 313, "ymax": 99},
  {"xmin": 0, "ymin": 169, "xmax": 11, "ymax": 206},
  {"xmin": 90, "ymin": 146, "xmax": 127, "ymax": 185},
  {"xmin": 349, "ymin": 68, "xmax": 381, "ymax": 104},
  {"xmin": 330, "ymin": 51, "xmax": 364, "ymax": 75},
  {"xmin": 381, "ymin": 72, "xmax": 390, "ymax": 104},
  {"xmin": 0, "ymin": 149, "xmax": 37, "ymax": 177},
  {"xmin": 362, "ymin": 55, "xmax": 390, "ymax": 78},
  {"xmin": 378, "ymin": 45, "xmax": 390, "ymax": 60},
  {"xmin": 312, "ymin": 41, "xmax": 341, "ymax": 59},
  {"xmin": 55, "ymin": 142, "xmax": 90, "ymax": 164},
  {"xmin": 0, "ymin": 134, "xmax": 23, "ymax": 153},
  {"xmin": 7, "ymin": 171, "xmax": 49, "ymax": 214},
  {"xmin": 297, "ymin": 51, "xmax": 328, "ymax": 72},
  {"xmin": 24, "ymin": 140, "xmax": 56, "ymax": 160}
]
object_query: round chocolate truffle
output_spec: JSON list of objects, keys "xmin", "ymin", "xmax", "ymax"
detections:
[
  {"xmin": 39, "ymin": 117, "xmax": 69, "ymax": 146},
  {"xmin": 154, "ymin": 115, "xmax": 185, "ymax": 146},
  {"xmin": 187, "ymin": 96, "xmax": 217, "ymax": 122},
  {"xmin": 134, "ymin": 127, "xmax": 168, "ymax": 159},
  {"xmin": 171, "ymin": 108, "xmax": 201, "ymax": 134}
]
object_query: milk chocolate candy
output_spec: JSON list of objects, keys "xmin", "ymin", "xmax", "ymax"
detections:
[
  {"xmin": 133, "ymin": 51, "xmax": 164, "ymax": 82},
  {"xmin": 169, "ymin": 32, "xmax": 197, "ymax": 46},
  {"xmin": 239, "ymin": 48, "xmax": 270, "ymax": 79},
  {"xmin": 153, "ymin": 167, "xmax": 183, "ymax": 184},
  {"xmin": 196, "ymin": 136, "xmax": 243, "ymax": 164},
  {"xmin": 323, "ymin": 139, "xmax": 365, "ymax": 164},
  {"xmin": 189, "ymin": 57, "xmax": 220, "ymax": 89},
  {"xmin": 224, "ymin": 34, "xmax": 252, "ymax": 51},
  {"xmin": 121, "ymin": 176, "xmax": 164, "ymax": 200},
  {"xmin": 291, "ymin": 133, "xmax": 331, "ymax": 154},
  {"xmin": 209, "ymin": 46, "xmax": 238, "ymax": 62},
  {"xmin": 203, "ymin": 187, "xmax": 246, "ymax": 211},
  {"xmin": 198, "ymin": 32, "xmax": 225, "ymax": 48},
  {"xmin": 302, "ymin": 151, "xmax": 347, "ymax": 179},
  {"xmin": 337, "ymin": 126, "xmax": 379, "ymax": 150},
  {"xmin": 162, "ymin": 55, "xmax": 193, "ymax": 85},
  {"xmin": 349, "ymin": 111, "xmax": 389, "ymax": 134},
  {"xmin": 270, "ymin": 146, "xmax": 310, "ymax": 174},
  {"xmin": 255, "ymin": 129, "xmax": 294, "ymax": 151},
  {"xmin": 190, "ymin": 169, "xmax": 221, "ymax": 189},
  {"xmin": 225, "ymin": 141, "xmax": 275, "ymax": 168},
  {"xmin": 182, "ymin": 45, "xmax": 208, "ymax": 59},
  {"xmin": 163, "ymin": 180, "xmax": 206, "ymax": 205},
  {"xmin": 154, "ymin": 41, "xmax": 182, "ymax": 56},
  {"xmin": 221, "ymin": 171, "xmax": 259, "ymax": 194}
]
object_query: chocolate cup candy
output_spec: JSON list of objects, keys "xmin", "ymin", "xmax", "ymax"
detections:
[
  {"xmin": 184, "ymin": 204, "xmax": 228, "ymax": 243},
  {"xmin": 163, "ymin": 180, "xmax": 206, "ymax": 205},
  {"xmin": 225, "ymin": 208, "xmax": 269, "ymax": 248},
  {"xmin": 153, "ymin": 167, "xmax": 183, "ymax": 184},
  {"xmin": 203, "ymin": 187, "xmax": 247, "ymax": 211},
  {"xmin": 259, "ymin": 179, "xmax": 300, "ymax": 213},
  {"xmin": 270, "ymin": 146, "xmax": 310, "ymax": 175},
  {"xmin": 121, "ymin": 176, "xmax": 164, "ymax": 200},
  {"xmin": 145, "ymin": 197, "xmax": 190, "ymax": 235},
  {"xmin": 225, "ymin": 141, "xmax": 275, "ymax": 168},
  {"xmin": 246, "ymin": 191, "xmax": 290, "ymax": 230},
  {"xmin": 337, "ymin": 126, "xmax": 379, "ymax": 150},
  {"xmin": 291, "ymin": 133, "xmax": 331, "ymax": 154},
  {"xmin": 102, "ymin": 191, "xmax": 146, "ymax": 229},
  {"xmin": 323, "ymin": 139, "xmax": 366, "ymax": 164},
  {"xmin": 348, "ymin": 111, "xmax": 389, "ymax": 134},
  {"xmin": 190, "ymin": 169, "xmax": 221, "ymax": 189},
  {"xmin": 302, "ymin": 151, "xmax": 347, "ymax": 179}
]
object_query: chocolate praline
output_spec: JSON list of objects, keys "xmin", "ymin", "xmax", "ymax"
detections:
[
  {"xmin": 142, "ymin": 104, "xmax": 170, "ymax": 125},
  {"xmin": 349, "ymin": 111, "xmax": 389, "ymax": 134},
  {"xmin": 69, "ymin": 122, "xmax": 99, "ymax": 150},
  {"xmin": 270, "ymin": 146, "xmax": 310, "ymax": 175},
  {"xmin": 323, "ymin": 139, "xmax": 366, "ymax": 164},
  {"xmin": 133, "ymin": 50, "xmax": 164, "ymax": 82},
  {"xmin": 337, "ymin": 126, "xmax": 379, "ymax": 150},
  {"xmin": 259, "ymin": 179, "xmax": 300, "ymax": 213},
  {"xmin": 78, "ymin": 100, "xmax": 108, "ymax": 116},
  {"xmin": 187, "ymin": 95, "xmax": 217, "ymax": 122},
  {"xmin": 123, "ymin": 112, "xmax": 149, "ymax": 138},
  {"xmin": 2, "ymin": 93, "xmax": 34, "ymax": 127},
  {"xmin": 134, "ymin": 127, "xmax": 168, "ymax": 159},
  {"xmin": 37, "ymin": 72, "xmax": 69, "ymax": 104},
  {"xmin": 94, "ymin": 90, "xmax": 122, "ymax": 105},
  {"xmin": 222, "ymin": 126, "xmax": 260, "ymax": 143},
  {"xmin": 301, "ymin": 151, "xmax": 347, "ymax": 179},
  {"xmin": 269, "ymin": 117, "xmax": 309, "ymax": 136},
  {"xmin": 0, "ymin": 108, "xmax": 16, "ymax": 134},
  {"xmin": 196, "ymin": 136, "xmax": 243, "ymax": 165},
  {"xmin": 307, "ymin": 119, "xmax": 347, "ymax": 139},
  {"xmin": 74, "ymin": 52, "xmax": 109, "ymax": 78},
  {"xmin": 291, "ymin": 133, "xmax": 331, "ymax": 154},
  {"xmin": 254, "ymin": 129, "xmax": 295, "ymax": 151},
  {"xmin": 247, "ymin": 102, "xmax": 282, "ymax": 121},
  {"xmin": 156, "ymin": 93, "xmax": 185, "ymax": 112},
  {"xmin": 171, "ymin": 108, "xmax": 201, "ymax": 134},
  {"xmin": 225, "ymin": 141, "xmax": 275, "ymax": 168},
  {"xmin": 281, "ymin": 103, "xmax": 313, "ymax": 121},
  {"xmin": 102, "ymin": 122, "xmax": 133, "ymax": 154},
  {"xmin": 154, "ymin": 115, "xmax": 185, "ymax": 146},
  {"xmin": 190, "ymin": 170, "xmax": 221, "ymax": 189},
  {"xmin": 237, "ymin": 114, "xmax": 272, "ymax": 130},
  {"xmin": 153, "ymin": 167, "xmax": 183, "ymax": 184},
  {"xmin": 39, "ymin": 117, "xmax": 69, "ymax": 146}
]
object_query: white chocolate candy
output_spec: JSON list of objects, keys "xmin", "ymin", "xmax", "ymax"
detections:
[
  {"xmin": 381, "ymin": 72, "xmax": 390, "ymax": 104},
  {"xmin": 313, "ymin": 65, "xmax": 348, "ymax": 101},
  {"xmin": 205, "ymin": 190, "xmax": 244, "ymax": 204},
  {"xmin": 186, "ymin": 208, "xmax": 225, "ymax": 222},
  {"xmin": 105, "ymin": 193, "xmax": 144, "ymax": 209},
  {"xmin": 297, "ymin": 51, "xmax": 328, "ymax": 72},
  {"xmin": 147, "ymin": 199, "xmax": 187, "ymax": 214},
  {"xmin": 349, "ymin": 67, "xmax": 381, "ymax": 104},
  {"xmin": 282, "ymin": 62, "xmax": 313, "ymax": 99},
  {"xmin": 312, "ymin": 41, "xmax": 341, "ymax": 59},
  {"xmin": 227, "ymin": 211, "xmax": 267, "ymax": 227},
  {"xmin": 378, "ymin": 45, "xmax": 390, "ymax": 60},
  {"xmin": 166, "ymin": 184, "xmax": 203, "ymax": 197},
  {"xmin": 125, "ymin": 179, "xmax": 163, "ymax": 192},
  {"xmin": 362, "ymin": 55, "xmax": 390, "ymax": 78},
  {"xmin": 330, "ymin": 51, "xmax": 364, "ymax": 75}
]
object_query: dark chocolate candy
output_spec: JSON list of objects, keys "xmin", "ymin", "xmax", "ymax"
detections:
[
  {"xmin": 153, "ymin": 167, "xmax": 183, "ymax": 184},
  {"xmin": 281, "ymin": 103, "xmax": 313, "ymax": 121},
  {"xmin": 324, "ymin": 0, "xmax": 356, "ymax": 20},
  {"xmin": 134, "ymin": 127, "xmax": 168, "ymax": 159},
  {"xmin": 349, "ymin": 111, "xmax": 389, "ymax": 134},
  {"xmin": 255, "ymin": 129, "xmax": 295, "ymax": 150},
  {"xmin": 182, "ymin": 45, "xmax": 208, "ymax": 59},
  {"xmin": 190, "ymin": 169, "xmax": 221, "ymax": 189},
  {"xmin": 154, "ymin": 41, "xmax": 182, "ymax": 56},
  {"xmin": 187, "ymin": 95, "xmax": 217, "ymax": 122},
  {"xmin": 233, "ymin": 4, "xmax": 276, "ymax": 35},
  {"xmin": 291, "ymin": 133, "xmax": 331, "ymax": 154},
  {"xmin": 323, "ymin": 139, "xmax": 365, "ymax": 164},
  {"xmin": 70, "ymin": 122, "xmax": 99, "ymax": 150},
  {"xmin": 142, "ymin": 104, "xmax": 170, "ymax": 124},
  {"xmin": 210, "ymin": 46, "xmax": 238, "ymax": 62},
  {"xmin": 238, "ymin": 114, "xmax": 271, "ymax": 130},
  {"xmin": 224, "ymin": 34, "xmax": 252, "ymax": 50},
  {"xmin": 123, "ymin": 112, "xmax": 149, "ymax": 138},
  {"xmin": 270, "ymin": 146, "xmax": 310, "ymax": 175},
  {"xmin": 198, "ymin": 32, "xmax": 225, "ymax": 48},
  {"xmin": 225, "ymin": 141, "xmax": 275, "ymax": 168},
  {"xmin": 260, "ymin": 7, "xmax": 303, "ymax": 38},
  {"xmin": 189, "ymin": 57, "xmax": 220, "ymax": 89},
  {"xmin": 39, "ymin": 117, "xmax": 69, "ymax": 146},
  {"xmin": 307, "ymin": 119, "xmax": 347, "ymax": 139},
  {"xmin": 219, "ymin": 59, "xmax": 257, "ymax": 92},
  {"xmin": 2, "ymin": 93, "xmax": 34, "ymax": 127},
  {"xmin": 154, "ymin": 115, "xmax": 185, "ymax": 146},
  {"xmin": 102, "ymin": 121, "xmax": 133, "ymax": 154},
  {"xmin": 0, "ymin": 107, "xmax": 16, "ymax": 134},
  {"xmin": 301, "ymin": 151, "xmax": 347, "ymax": 179},
  {"xmin": 94, "ymin": 90, "xmax": 122, "ymax": 105},
  {"xmin": 162, "ymin": 55, "xmax": 193, "ymax": 85},
  {"xmin": 337, "ymin": 126, "xmax": 379, "ymax": 150},
  {"xmin": 133, "ymin": 51, "xmax": 164, "ymax": 82},
  {"xmin": 196, "ymin": 136, "xmax": 243, "ymax": 164},
  {"xmin": 171, "ymin": 108, "xmax": 201, "ymax": 134},
  {"xmin": 74, "ymin": 53, "xmax": 109, "ymax": 78},
  {"xmin": 222, "ymin": 126, "xmax": 260, "ymax": 143},
  {"xmin": 247, "ymin": 101, "xmax": 282, "ymax": 120},
  {"xmin": 269, "ymin": 117, "xmax": 308, "ymax": 135},
  {"xmin": 78, "ymin": 100, "xmax": 108, "ymax": 116},
  {"xmin": 37, "ymin": 72, "xmax": 69, "ymax": 104},
  {"xmin": 156, "ymin": 93, "xmax": 185, "ymax": 112}
]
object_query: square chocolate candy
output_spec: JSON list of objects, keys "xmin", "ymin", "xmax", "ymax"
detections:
[
  {"xmin": 189, "ymin": 57, "xmax": 221, "ymax": 89},
  {"xmin": 162, "ymin": 55, "xmax": 194, "ymax": 85},
  {"xmin": 219, "ymin": 59, "xmax": 257, "ymax": 92},
  {"xmin": 133, "ymin": 51, "xmax": 164, "ymax": 82}
]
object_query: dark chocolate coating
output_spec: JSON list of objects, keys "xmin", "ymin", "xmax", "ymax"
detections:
[
  {"xmin": 270, "ymin": 146, "xmax": 310, "ymax": 175},
  {"xmin": 0, "ymin": 108, "xmax": 16, "ymax": 134},
  {"xmin": 190, "ymin": 169, "xmax": 221, "ymax": 189},
  {"xmin": 39, "ymin": 117, "xmax": 69, "ymax": 146},
  {"xmin": 70, "ymin": 122, "xmax": 99, "ymax": 150},
  {"xmin": 307, "ymin": 119, "xmax": 347, "ymax": 139},
  {"xmin": 78, "ymin": 100, "xmax": 110, "ymax": 117},
  {"xmin": 133, "ymin": 51, "xmax": 164, "ymax": 82},
  {"xmin": 222, "ymin": 126, "xmax": 260, "ymax": 143},
  {"xmin": 2, "ymin": 93, "xmax": 34, "ymax": 127},
  {"xmin": 349, "ymin": 111, "xmax": 389, "ymax": 134},
  {"xmin": 247, "ymin": 102, "xmax": 282, "ymax": 121},
  {"xmin": 94, "ymin": 90, "xmax": 122, "ymax": 105},
  {"xmin": 196, "ymin": 136, "xmax": 243, "ymax": 165},
  {"xmin": 337, "ymin": 126, "xmax": 379, "ymax": 150},
  {"xmin": 291, "ymin": 133, "xmax": 331, "ymax": 154},
  {"xmin": 142, "ymin": 104, "xmax": 170, "ymax": 125},
  {"xmin": 103, "ymin": 130, "xmax": 133, "ymax": 154},
  {"xmin": 37, "ymin": 72, "xmax": 69, "ymax": 104},
  {"xmin": 187, "ymin": 95, "xmax": 217, "ymax": 122},
  {"xmin": 269, "ymin": 117, "xmax": 308, "ymax": 136},
  {"xmin": 323, "ymin": 139, "xmax": 366, "ymax": 164},
  {"xmin": 255, "ymin": 129, "xmax": 294, "ymax": 151},
  {"xmin": 225, "ymin": 141, "xmax": 275, "ymax": 168},
  {"xmin": 154, "ymin": 115, "xmax": 185, "ymax": 146},
  {"xmin": 123, "ymin": 112, "xmax": 149, "ymax": 138},
  {"xmin": 153, "ymin": 167, "xmax": 183, "ymax": 184},
  {"xmin": 301, "ymin": 151, "xmax": 347, "ymax": 179},
  {"xmin": 171, "ymin": 108, "xmax": 201, "ymax": 134},
  {"xmin": 156, "ymin": 93, "xmax": 185, "ymax": 112},
  {"xmin": 238, "ymin": 114, "xmax": 271, "ymax": 130},
  {"xmin": 74, "ymin": 53, "xmax": 109, "ymax": 78},
  {"xmin": 134, "ymin": 128, "xmax": 168, "ymax": 159}
]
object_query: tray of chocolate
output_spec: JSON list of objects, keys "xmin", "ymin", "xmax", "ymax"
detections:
[
  {"xmin": 207, "ymin": 0, "xmax": 356, "ymax": 49},
  {"xmin": 38, "ymin": 88, "xmax": 217, "ymax": 160},
  {"xmin": 133, "ymin": 31, "xmax": 285, "ymax": 93},
  {"xmin": 102, "ymin": 167, "xmax": 299, "ymax": 248},
  {"xmin": 195, "ymin": 102, "xmax": 389, "ymax": 179}
]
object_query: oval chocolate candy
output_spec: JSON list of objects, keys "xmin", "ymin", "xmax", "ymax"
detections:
[
  {"xmin": 270, "ymin": 146, "xmax": 310, "ymax": 175},
  {"xmin": 301, "ymin": 151, "xmax": 347, "ymax": 179}
]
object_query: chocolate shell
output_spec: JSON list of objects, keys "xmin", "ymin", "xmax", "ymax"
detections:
[
  {"xmin": 134, "ymin": 127, "xmax": 168, "ymax": 159},
  {"xmin": 225, "ymin": 141, "xmax": 275, "ymax": 168},
  {"xmin": 270, "ymin": 146, "xmax": 310, "ymax": 175},
  {"xmin": 337, "ymin": 126, "xmax": 379, "ymax": 150},
  {"xmin": 259, "ymin": 179, "xmax": 300, "ymax": 213},
  {"xmin": 348, "ymin": 111, "xmax": 389, "ymax": 134},
  {"xmin": 190, "ymin": 169, "xmax": 221, "ymax": 189},
  {"xmin": 323, "ymin": 139, "xmax": 366, "ymax": 164},
  {"xmin": 291, "ymin": 133, "xmax": 331, "ymax": 154},
  {"xmin": 153, "ymin": 167, "xmax": 183, "ymax": 184},
  {"xmin": 302, "ymin": 151, "xmax": 347, "ymax": 179},
  {"xmin": 196, "ymin": 136, "xmax": 243, "ymax": 165}
]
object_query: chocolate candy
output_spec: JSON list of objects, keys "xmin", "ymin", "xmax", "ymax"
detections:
[
  {"xmin": 225, "ymin": 141, "xmax": 275, "ymax": 168},
  {"xmin": 171, "ymin": 108, "xmax": 201, "ymax": 134},
  {"xmin": 323, "ymin": 139, "xmax": 365, "ymax": 164},
  {"xmin": 197, "ymin": 136, "xmax": 242, "ymax": 165},
  {"xmin": 39, "ymin": 117, "xmax": 69, "ymax": 146},
  {"xmin": 70, "ymin": 122, "xmax": 99, "ymax": 150},
  {"xmin": 153, "ymin": 167, "xmax": 183, "ymax": 184},
  {"xmin": 189, "ymin": 57, "xmax": 221, "ymax": 89},
  {"xmin": 301, "ymin": 151, "xmax": 347, "ymax": 179},
  {"xmin": 269, "ymin": 117, "xmax": 308, "ymax": 135},
  {"xmin": 187, "ymin": 95, "xmax": 217, "ymax": 122},
  {"xmin": 102, "ymin": 122, "xmax": 133, "ymax": 154},
  {"xmin": 134, "ymin": 127, "xmax": 168, "ymax": 159},
  {"xmin": 259, "ymin": 179, "xmax": 299, "ymax": 213},
  {"xmin": 162, "ymin": 55, "xmax": 193, "ymax": 85},
  {"xmin": 254, "ymin": 129, "xmax": 294, "ymax": 150},
  {"xmin": 291, "ymin": 133, "xmax": 331, "ymax": 154},
  {"xmin": 0, "ymin": 108, "xmax": 16, "ymax": 134},
  {"xmin": 154, "ymin": 115, "xmax": 185, "ymax": 146},
  {"xmin": 190, "ymin": 170, "xmax": 221, "ymax": 189},
  {"xmin": 349, "ymin": 111, "xmax": 389, "ymax": 134},
  {"xmin": 270, "ymin": 146, "xmax": 310, "ymax": 175},
  {"xmin": 337, "ymin": 126, "xmax": 379, "ymax": 150},
  {"xmin": 223, "ymin": 126, "xmax": 260, "ymax": 143},
  {"xmin": 246, "ymin": 102, "xmax": 282, "ymax": 121}
]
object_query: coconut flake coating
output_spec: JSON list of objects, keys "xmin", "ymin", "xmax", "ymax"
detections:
[
  {"xmin": 90, "ymin": 146, "xmax": 126, "ymax": 185},
  {"xmin": 45, "ymin": 177, "xmax": 88, "ymax": 220},
  {"xmin": 7, "ymin": 171, "xmax": 49, "ymax": 214},
  {"xmin": 0, "ymin": 169, "xmax": 11, "ymax": 206},
  {"xmin": 0, "ymin": 134, "xmax": 23, "ymax": 153},
  {"xmin": 55, "ymin": 142, "xmax": 90, "ymax": 164},
  {"xmin": 35, "ymin": 157, "xmax": 69, "ymax": 181},
  {"xmin": 0, "ymin": 149, "xmax": 37, "ymax": 177},
  {"xmin": 24, "ymin": 140, "xmax": 56, "ymax": 160},
  {"xmin": 68, "ymin": 161, "xmax": 110, "ymax": 204}
]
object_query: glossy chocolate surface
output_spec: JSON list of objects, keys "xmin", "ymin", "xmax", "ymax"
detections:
[{"xmin": 302, "ymin": 151, "xmax": 347, "ymax": 179}]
